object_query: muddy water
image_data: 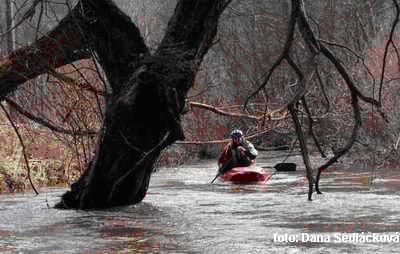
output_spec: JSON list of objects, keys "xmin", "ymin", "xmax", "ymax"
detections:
[{"xmin": 0, "ymin": 151, "xmax": 400, "ymax": 253}]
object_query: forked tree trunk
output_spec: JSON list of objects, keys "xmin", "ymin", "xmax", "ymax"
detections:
[
  {"xmin": 54, "ymin": 0, "xmax": 231, "ymax": 209},
  {"xmin": 57, "ymin": 56, "xmax": 189, "ymax": 208},
  {"xmin": 0, "ymin": 0, "xmax": 230, "ymax": 209}
]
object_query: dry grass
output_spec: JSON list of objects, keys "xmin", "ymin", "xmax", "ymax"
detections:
[{"xmin": 0, "ymin": 112, "xmax": 83, "ymax": 193}]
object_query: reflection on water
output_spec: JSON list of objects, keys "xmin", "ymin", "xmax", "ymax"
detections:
[{"xmin": 0, "ymin": 151, "xmax": 400, "ymax": 253}]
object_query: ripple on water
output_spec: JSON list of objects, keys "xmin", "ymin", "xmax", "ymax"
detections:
[{"xmin": 0, "ymin": 154, "xmax": 400, "ymax": 253}]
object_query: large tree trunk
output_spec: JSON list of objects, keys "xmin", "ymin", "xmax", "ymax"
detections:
[
  {"xmin": 0, "ymin": 0, "xmax": 230, "ymax": 209},
  {"xmin": 58, "ymin": 57, "xmax": 189, "ymax": 208},
  {"xmin": 54, "ymin": 0, "xmax": 231, "ymax": 209}
]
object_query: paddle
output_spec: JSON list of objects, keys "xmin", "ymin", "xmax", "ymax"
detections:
[
  {"xmin": 210, "ymin": 163, "xmax": 229, "ymax": 183},
  {"xmin": 210, "ymin": 162, "xmax": 296, "ymax": 183},
  {"xmin": 210, "ymin": 173, "xmax": 220, "ymax": 184},
  {"xmin": 263, "ymin": 162, "xmax": 297, "ymax": 172},
  {"xmin": 210, "ymin": 160, "xmax": 232, "ymax": 183}
]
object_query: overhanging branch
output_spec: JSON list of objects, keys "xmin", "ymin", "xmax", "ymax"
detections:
[
  {"xmin": 189, "ymin": 101, "xmax": 288, "ymax": 121},
  {"xmin": 244, "ymin": 0, "xmax": 300, "ymax": 108},
  {"xmin": 0, "ymin": 2, "xmax": 90, "ymax": 97},
  {"xmin": 2, "ymin": 96, "xmax": 97, "ymax": 136}
]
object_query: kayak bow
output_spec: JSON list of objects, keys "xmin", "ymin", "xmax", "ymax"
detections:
[{"xmin": 219, "ymin": 166, "xmax": 272, "ymax": 183}]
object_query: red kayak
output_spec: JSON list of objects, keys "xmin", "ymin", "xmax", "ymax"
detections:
[{"xmin": 219, "ymin": 166, "xmax": 272, "ymax": 183}]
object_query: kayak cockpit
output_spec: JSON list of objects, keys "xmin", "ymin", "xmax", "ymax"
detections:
[{"xmin": 219, "ymin": 166, "xmax": 272, "ymax": 184}]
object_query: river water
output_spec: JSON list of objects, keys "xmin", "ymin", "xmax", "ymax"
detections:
[{"xmin": 0, "ymin": 151, "xmax": 400, "ymax": 253}]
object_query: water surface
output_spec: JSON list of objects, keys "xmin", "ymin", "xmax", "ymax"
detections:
[{"xmin": 0, "ymin": 152, "xmax": 399, "ymax": 253}]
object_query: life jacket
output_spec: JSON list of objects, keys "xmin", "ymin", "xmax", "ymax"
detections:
[{"xmin": 218, "ymin": 140, "xmax": 257, "ymax": 166}]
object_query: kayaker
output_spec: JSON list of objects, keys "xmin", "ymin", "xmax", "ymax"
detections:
[{"xmin": 217, "ymin": 129, "xmax": 258, "ymax": 175}]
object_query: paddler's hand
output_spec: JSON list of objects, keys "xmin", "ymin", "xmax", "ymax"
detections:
[{"xmin": 238, "ymin": 146, "xmax": 246, "ymax": 156}]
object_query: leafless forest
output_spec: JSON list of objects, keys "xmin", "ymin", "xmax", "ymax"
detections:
[{"xmin": 0, "ymin": 0, "xmax": 399, "ymax": 208}]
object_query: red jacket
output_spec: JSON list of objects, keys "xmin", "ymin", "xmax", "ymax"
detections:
[
  {"xmin": 218, "ymin": 140, "xmax": 257, "ymax": 166},
  {"xmin": 218, "ymin": 142, "xmax": 233, "ymax": 166}
]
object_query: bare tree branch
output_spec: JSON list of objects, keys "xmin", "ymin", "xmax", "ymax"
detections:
[
  {"xmin": 319, "ymin": 45, "xmax": 380, "ymax": 106},
  {"xmin": 188, "ymin": 101, "xmax": 288, "ymax": 121},
  {"xmin": 0, "ymin": 2, "xmax": 90, "ymax": 97},
  {"xmin": 315, "ymin": 67, "xmax": 330, "ymax": 113},
  {"xmin": 157, "ymin": 0, "xmax": 233, "ymax": 63},
  {"xmin": 288, "ymin": 104, "xmax": 314, "ymax": 200},
  {"xmin": 244, "ymin": 0, "xmax": 299, "ymax": 108},
  {"xmin": 0, "ymin": 0, "xmax": 43, "ymax": 37},
  {"xmin": 285, "ymin": 52, "xmax": 316, "ymax": 200},
  {"xmin": 378, "ymin": 0, "xmax": 400, "ymax": 102},
  {"xmin": 294, "ymin": 0, "xmax": 374, "ymax": 195},
  {"xmin": 318, "ymin": 38, "xmax": 376, "ymax": 86},
  {"xmin": 315, "ymin": 93, "xmax": 362, "ymax": 194},
  {"xmin": 2, "ymin": 96, "xmax": 97, "ymax": 136},
  {"xmin": 0, "ymin": 0, "xmax": 150, "ymax": 99},
  {"xmin": 79, "ymin": 0, "xmax": 150, "ymax": 93},
  {"xmin": 176, "ymin": 127, "xmax": 278, "ymax": 145},
  {"xmin": 301, "ymin": 97, "xmax": 326, "ymax": 158},
  {"xmin": 0, "ymin": 102, "xmax": 39, "ymax": 195}
]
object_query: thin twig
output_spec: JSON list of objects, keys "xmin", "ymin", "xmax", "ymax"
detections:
[
  {"xmin": 318, "ymin": 38, "xmax": 376, "ymax": 87},
  {"xmin": 2, "ymin": 96, "xmax": 97, "ymax": 136},
  {"xmin": 0, "ymin": 0, "xmax": 43, "ymax": 37},
  {"xmin": 301, "ymin": 97, "xmax": 326, "ymax": 158},
  {"xmin": 244, "ymin": 0, "xmax": 299, "ymax": 108},
  {"xmin": 175, "ymin": 125, "xmax": 279, "ymax": 144},
  {"xmin": 378, "ymin": 0, "xmax": 400, "ymax": 102},
  {"xmin": 315, "ymin": 67, "xmax": 330, "ymax": 113}
]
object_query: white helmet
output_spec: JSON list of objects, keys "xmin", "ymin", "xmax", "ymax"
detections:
[{"xmin": 230, "ymin": 129, "xmax": 243, "ymax": 139}]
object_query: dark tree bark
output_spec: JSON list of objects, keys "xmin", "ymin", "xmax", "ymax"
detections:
[
  {"xmin": 56, "ymin": 0, "xmax": 230, "ymax": 209},
  {"xmin": 0, "ymin": 3, "xmax": 90, "ymax": 96},
  {"xmin": 0, "ymin": 0, "xmax": 231, "ymax": 209}
]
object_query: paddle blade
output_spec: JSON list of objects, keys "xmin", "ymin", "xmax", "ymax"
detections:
[
  {"xmin": 274, "ymin": 163, "xmax": 296, "ymax": 171},
  {"xmin": 210, "ymin": 173, "xmax": 220, "ymax": 183}
]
